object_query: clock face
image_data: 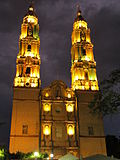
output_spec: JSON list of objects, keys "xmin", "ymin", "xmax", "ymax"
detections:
[{"xmin": 80, "ymin": 30, "xmax": 86, "ymax": 41}]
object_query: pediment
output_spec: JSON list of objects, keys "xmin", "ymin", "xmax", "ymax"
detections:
[{"xmin": 41, "ymin": 80, "xmax": 74, "ymax": 100}]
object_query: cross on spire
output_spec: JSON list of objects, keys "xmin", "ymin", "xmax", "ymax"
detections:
[
  {"xmin": 26, "ymin": 0, "xmax": 35, "ymax": 12},
  {"xmin": 77, "ymin": 4, "xmax": 81, "ymax": 15},
  {"xmin": 28, "ymin": 0, "xmax": 34, "ymax": 5},
  {"xmin": 77, "ymin": 4, "xmax": 80, "ymax": 11},
  {"xmin": 26, "ymin": 0, "xmax": 35, "ymax": 9}
]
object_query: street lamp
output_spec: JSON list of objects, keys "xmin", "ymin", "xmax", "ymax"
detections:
[
  {"xmin": 50, "ymin": 153, "xmax": 54, "ymax": 160},
  {"xmin": 33, "ymin": 151, "xmax": 39, "ymax": 160}
]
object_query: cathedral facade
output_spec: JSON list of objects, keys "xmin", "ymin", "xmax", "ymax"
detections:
[{"xmin": 9, "ymin": 5, "xmax": 106, "ymax": 159}]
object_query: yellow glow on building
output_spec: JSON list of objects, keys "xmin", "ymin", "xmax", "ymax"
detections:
[
  {"xmin": 31, "ymin": 83, "xmax": 37, "ymax": 88},
  {"xmin": 24, "ymin": 52, "xmax": 34, "ymax": 57},
  {"xmin": 28, "ymin": 16, "xmax": 35, "ymax": 23},
  {"xmin": 14, "ymin": 5, "xmax": 41, "ymax": 88},
  {"xmin": 67, "ymin": 124, "xmax": 75, "ymax": 136},
  {"xmin": 71, "ymin": 9, "xmax": 99, "ymax": 91},
  {"xmin": 83, "ymin": 56, "xmax": 90, "ymax": 61},
  {"xmin": 43, "ymin": 125, "xmax": 51, "ymax": 135},
  {"xmin": 43, "ymin": 103, "xmax": 51, "ymax": 112},
  {"xmin": 74, "ymin": 21, "xmax": 87, "ymax": 29},
  {"xmin": 74, "ymin": 60, "xmax": 78, "ymax": 63},
  {"xmin": 66, "ymin": 103, "xmax": 74, "ymax": 112},
  {"xmin": 30, "ymin": 72, "xmax": 40, "ymax": 78},
  {"xmin": 86, "ymin": 37, "xmax": 91, "ymax": 43},
  {"xmin": 91, "ymin": 86, "xmax": 96, "ymax": 90},
  {"xmin": 23, "ymin": 15, "xmax": 38, "ymax": 25},
  {"xmin": 45, "ymin": 93, "xmax": 49, "ymax": 97},
  {"xmin": 20, "ymin": 34, "xmax": 26, "ymax": 39},
  {"xmin": 67, "ymin": 93, "xmax": 71, "ymax": 98},
  {"xmin": 75, "ymin": 75, "xmax": 79, "ymax": 81}
]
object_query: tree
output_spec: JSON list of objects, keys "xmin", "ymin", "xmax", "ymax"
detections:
[
  {"xmin": 106, "ymin": 135, "xmax": 120, "ymax": 158},
  {"xmin": 9, "ymin": 151, "xmax": 49, "ymax": 160},
  {"xmin": 0, "ymin": 147, "xmax": 9, "ymax": 160},
  {"xmin": 0, "ymin": 148, "xmax": 4, "ymax": 160},
  {"xmin": 89, "ymin": 69, "xmax": 120, "ymax": 116},
  {"xmin": 10, "ymin": 152, "xmax": 25, "ymax": 159}
]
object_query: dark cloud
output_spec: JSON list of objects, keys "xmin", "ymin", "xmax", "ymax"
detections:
[
  {"xmin": 0, "ymin": 0, "xmax": 120, "ymax": 146},
  {"xmin": 88, "ymin": 6, "xmax": 120, "ymax": 79}
]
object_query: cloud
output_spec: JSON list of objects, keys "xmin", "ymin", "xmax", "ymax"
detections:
[
  {"xmin": 0, "ymin": 0, "xmax": 120, "ymax": 146},
  {"xmin": 87, "ymin": 5, "xmax": 120, "ymax": 79}
]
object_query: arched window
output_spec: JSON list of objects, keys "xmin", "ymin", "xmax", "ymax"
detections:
[
  {"xmin": 27, "ymin": 44, "xmax": 31, "ymax": 51},
  {"xmin": 85, "ymin": 71, "xmax": 88, "ymax": 80},
  {"xmin": 26, "ymin": 67, "xmax": 30, "ymax": 74},
  {"xmin": 43, "ymin": 124, "xmax": 51, "ymax": 135},
  {"xmin": 81, "ymin": 46, "xmax": 86, "ymax": 56},
  {"xmin": 67, "ymin": 124, "xmax": 75, "ymax": 136}
]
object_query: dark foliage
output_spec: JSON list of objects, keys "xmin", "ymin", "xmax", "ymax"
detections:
[
  {"xmin": 0, "ymin": 148, "xmax": 48, "ymax": 160},
  {"xmin": 106, "ymin": 135, "xmax": 120, "ymax": 158},
  {"xmin": 89, "ymin": 69, "xmax": 120, "ymax": 116},
  {"xmin": 9, "ymin": 152, "xmax": 48, "ymax": 159},
  {"xmin": 0, "ymin": 146, "xmax": 9, "ymax": 160},
  {"xmin": 10, "ymin": 152, "xmax": 25, "ymax": 159}
]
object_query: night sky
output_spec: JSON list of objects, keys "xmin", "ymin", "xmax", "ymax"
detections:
[{"xmin": 0, "ymin": 0, "xmax": 120, "ymax": 147}]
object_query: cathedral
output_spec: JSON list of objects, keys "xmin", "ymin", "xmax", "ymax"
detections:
[{"xmin": 9, "ymin": 4, "xmax": 106, "ymax": 159}]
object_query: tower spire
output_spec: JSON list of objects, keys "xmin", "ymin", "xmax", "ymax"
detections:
[
  {"xmin": 28, "ymin": 0, "xmax": 34, "ymax": 5},
  {"xmin": 25, "ymin": 0, "xmax": 37, "ymax": 18},
  {"xmin": 28, "ymin": 0, "xmax": 34, "ymax": 10},
  {"xmin": 77, "ymin": 4, "xmax": 81, "ymax": 13},
  {"xmin": 74, "ymin": 4, "xmax": 85, "ymax": 22},
  {"xmin": 14, "ymin": 4, "xmax": 41, "ymax": 88},
  {"xmin": 26, "ymin": 0, "xmax": 35, "ymax": 12},
  {"xmin": 71, "ymin": 6, "xmax": 99, "ymax": 91},
  {"xmin": 76, "ymin": 4, "xmax": 81, "ymax": 18}
]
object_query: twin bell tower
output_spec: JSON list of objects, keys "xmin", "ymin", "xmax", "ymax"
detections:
[{"xmin": 9, "ymin": 4, "xmax": 106, "ymax": 159}]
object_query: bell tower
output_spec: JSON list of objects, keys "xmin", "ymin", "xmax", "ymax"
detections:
[
  {"xmin": 71, "ymin": 8, "xmax": 99, "ymax": 91},
  {"xmin": 9, "ymin": 4, "xmax": 41, "ymax": 153},
  {"xmin": 71, "ymin": 7, "xmax": 106, "ymax": 157},
  {"xmin": 14, "ymin": 4, "xmax": 41, "ymax": 88}
]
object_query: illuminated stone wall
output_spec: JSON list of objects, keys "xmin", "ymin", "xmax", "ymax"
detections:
[
  {"xmin": 9, "ymin": 81, "xmax": 106, "ymax": 157},
  {"xmin": 75, "ymin": 90, "xmax": 106, "ymax": 157},
  {"xmin": 9, "ymin": 88, "xmax": 40, "ymax": 153},
  {"xmin": 39, "ymin": 81, "xmax": 106, "ymax": 159},
  {"xmin": 71, "ymin": 9, "xmax": 99, "ymax": 91},
  {"xmin": 40, "ymin": 81, "xmax": 79, "ymax": 159}
]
